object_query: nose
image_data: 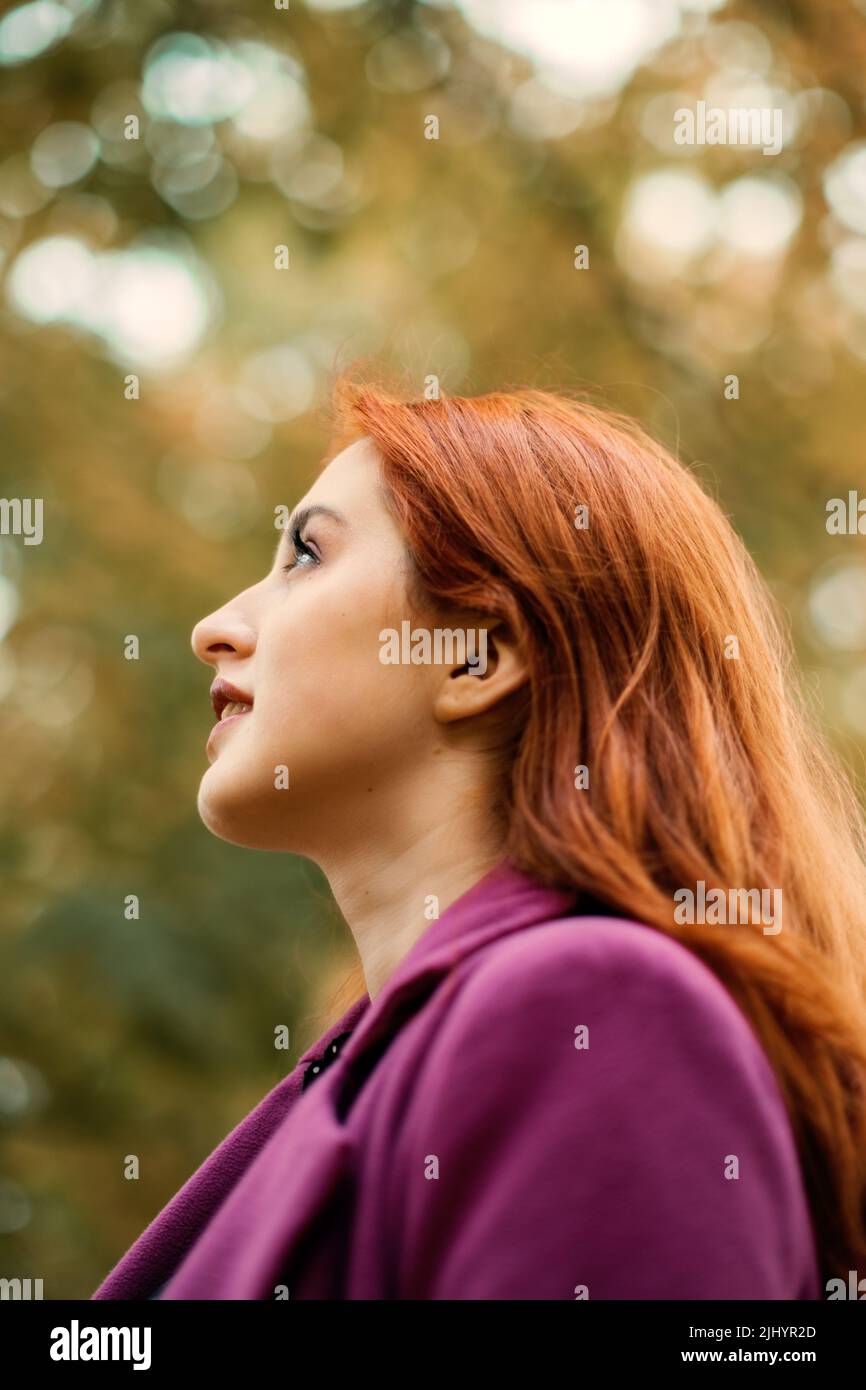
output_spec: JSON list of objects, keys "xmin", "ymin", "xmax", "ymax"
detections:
[{"xmin": 191, "ymin": 599, "xmax": 256, "ymax": 670}]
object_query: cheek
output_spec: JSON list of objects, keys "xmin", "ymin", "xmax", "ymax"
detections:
[{"xmin": 256, "ymin": 573, "xmax": 431, "ymax": 746}]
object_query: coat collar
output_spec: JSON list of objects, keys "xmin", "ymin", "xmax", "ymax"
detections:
[
  {"xmin": 336, "ymin": 857, "xmax": 578, "ymax": 1088},
  {"xmin": 374, "ymin": 856, "xmax": 578, "ymax": 999}
]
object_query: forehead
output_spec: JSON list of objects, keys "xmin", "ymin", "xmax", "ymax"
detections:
[
  {"xmin": 292, "ymin": 435, "xmax": 408, "ymax": 549},
  {"xmin": 304, "ymin": 436, "xmax": 384, "ymax": 516}
]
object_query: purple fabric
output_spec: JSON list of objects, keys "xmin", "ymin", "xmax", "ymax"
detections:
[{"xmin": 92, "ymin": 859, "xmax": 821, "ymax": 1300}]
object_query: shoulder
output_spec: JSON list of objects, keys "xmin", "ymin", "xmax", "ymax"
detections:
[
  {"xmin": 408, "ymin": 912, "xmax": 800, "ymax": 1183},
  {"xmin": 439, "ymin": 913, "xmax": 772, "ymax": 1084},
  {"xmin": 465, "ymin": 911, "xmax": 733, "ymax": 999},
  {"xmin": 391, "ymin": 914, "xmax": 818, "ymax": 1297}
]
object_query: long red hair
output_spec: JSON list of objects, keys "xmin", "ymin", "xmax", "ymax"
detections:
[{"xmin": 321, "ymin": 374, "xmax": 866, "ymax": 1284}]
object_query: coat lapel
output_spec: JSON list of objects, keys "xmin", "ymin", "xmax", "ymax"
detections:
[
  {"xmin": 91, "ymin": 995, "xmax": 370, "ymax": 1299},
  {"xmin": 161, "ymin": 1059, "xmax": 358, "ymax": 1298}
]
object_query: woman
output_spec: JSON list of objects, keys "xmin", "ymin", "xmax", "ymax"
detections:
[{"xmin": 92, "ymin": 380, "xmax": 866, "ymax": 1299}]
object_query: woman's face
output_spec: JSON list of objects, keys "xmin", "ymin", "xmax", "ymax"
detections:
[{"xmin": 191, "ymin": 436, "xmax": 440, "ymax": 856}]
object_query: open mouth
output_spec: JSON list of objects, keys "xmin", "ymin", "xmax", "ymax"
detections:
[
  {"xmin": 210, "ymin": 677, "xmax": 254, "ymax": 724},
  {"xmin": 218, "ymin": 699, "xmax": 252, "ymax": 720}
]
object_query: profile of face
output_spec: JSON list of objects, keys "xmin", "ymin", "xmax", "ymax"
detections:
[{"xmin": 190, "ymin": 437, "xmax": 525, "ymax": 865}]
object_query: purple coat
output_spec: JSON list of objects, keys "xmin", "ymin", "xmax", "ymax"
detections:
[{"xmin": 91, "ymin": 859, "xmax": 820, "ymax": 1299}]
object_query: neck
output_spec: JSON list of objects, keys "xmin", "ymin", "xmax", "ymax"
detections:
[{"xmin": 319, "ymin": 796, "xmax": 504, "ymax": 1002}]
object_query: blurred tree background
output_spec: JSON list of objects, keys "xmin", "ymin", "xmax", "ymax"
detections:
[{"xmin": 1, "ymin": 0, "xmax": 866, "ymax": 1297}]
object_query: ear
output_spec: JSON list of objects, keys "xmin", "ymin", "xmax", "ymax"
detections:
[{"xmin": 433, "ymin": 621, "xmax": 529, "ymax": 724}]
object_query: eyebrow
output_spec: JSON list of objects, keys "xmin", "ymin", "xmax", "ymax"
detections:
[{"xmin": 273, "ymin": 504, "xmax": 348, "ymax": 558}]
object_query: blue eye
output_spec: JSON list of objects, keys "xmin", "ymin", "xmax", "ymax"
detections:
[{"xmin": 282, "ymin": 526, "xmax": 320, "ymax": 573}]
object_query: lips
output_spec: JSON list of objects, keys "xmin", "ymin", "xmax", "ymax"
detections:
[{"xmin": 210, "ymin": 677, "xmax": 254, "ymax": 724}]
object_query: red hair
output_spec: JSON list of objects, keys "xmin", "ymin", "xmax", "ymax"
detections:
[{"xmin": 323, "ymin": 374, "xmax": 866, "ymax": 1283}]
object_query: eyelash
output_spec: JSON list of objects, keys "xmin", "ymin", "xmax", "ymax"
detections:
[{"xmin": 282, "ymin": 526, "xmax": 320, "ymax": 574}]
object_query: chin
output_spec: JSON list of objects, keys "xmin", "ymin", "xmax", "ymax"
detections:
[
  {"xmin": 196, "ymin": 774, "xmax": 307, "ymax": 853},
  {"xmin": 196, "ymin": 776, "xmax": 262, "ymax": 849}
]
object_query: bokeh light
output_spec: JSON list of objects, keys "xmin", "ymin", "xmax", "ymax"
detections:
[
  {"xmin": 6, "ymin": 234, "xmax": 217, "ymax": 367},
  {"xmin": 0, "ymin": 2, "xmax": 73, "ymax": 66}
]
